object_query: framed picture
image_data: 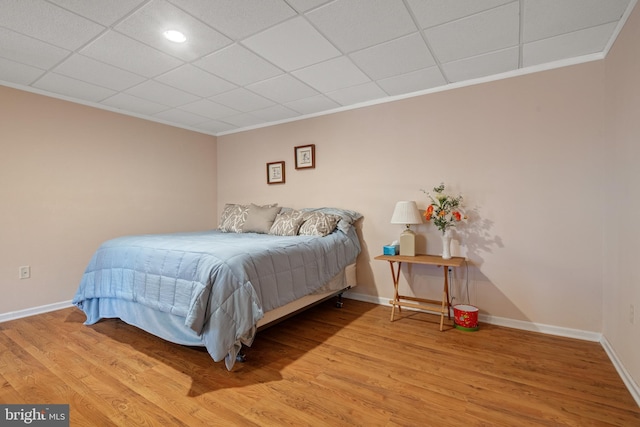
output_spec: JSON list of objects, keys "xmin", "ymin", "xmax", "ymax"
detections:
[
  {"xmin": 266, "ymin": 161, "xmax": 285, "ymax": 184},
  {"xmin": 295, "ymin": 144, "xmax": 315, "ymax": 169}
]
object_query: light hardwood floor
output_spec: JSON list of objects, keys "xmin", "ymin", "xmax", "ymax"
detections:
[{"xmin": 0, "ymin": 299, "xmax": 638, "ymax": 426}]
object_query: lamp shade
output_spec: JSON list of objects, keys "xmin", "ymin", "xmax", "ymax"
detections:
[{"xmin": 390, "ymin": 201, "xmax": 423, "ymax": 225}]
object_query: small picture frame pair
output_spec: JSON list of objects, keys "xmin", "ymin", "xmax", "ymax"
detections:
[{"xmin": 266, "ymin": 144, "xmax": 315, "ymax": 184}]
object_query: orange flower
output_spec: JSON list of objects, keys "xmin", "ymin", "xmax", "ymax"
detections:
[
  {"xmin": 453, "ymin": 211, "xmax": 461, "ymax": 221},
  {"xmin": 424, "ymin": 205, "xmax": 433, "ymax": 221},
  {"xmin": 438, "ymin": 210, "xmax": 446, "ymax": 217}
]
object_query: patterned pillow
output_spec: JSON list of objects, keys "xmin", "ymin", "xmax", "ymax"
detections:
[
  {"xmin": 219, "ymin": 204, "xmax": 249, "ymax": 233},
  {"xmin": 269, "ymin": 210, "xmax": 305, "ymax": 236},
  {"xmin": 219, "ymin": 203, "xmax": 278, "ymax": 233},
  {"xmin": 242, "ymin": 204, "xmax": 281, "ymax": 234},
  {"xmin": 300, "ymin": 207, "xmax": 363, "ymax": 232},
  {"xmin": 298, "ymin": 212, "xmax": 340, "ymax": 236}
]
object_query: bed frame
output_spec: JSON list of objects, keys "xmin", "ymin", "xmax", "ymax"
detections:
[
  {"xmin": 236, "ymin": 263, "xmax": 357, "ymax": 361},
  {"xmin": 256, "ymin": 263, "xmax": 356, "ymax": 330}
]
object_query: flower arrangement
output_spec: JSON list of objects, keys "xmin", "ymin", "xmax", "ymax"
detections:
[{"xmin": 421, "ymin": 183, "xmax": 466, "ymax": 234}]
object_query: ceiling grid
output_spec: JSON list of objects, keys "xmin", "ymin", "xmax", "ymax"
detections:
[{"xmin": 0, "ymin": 0, "xmax": 635, "ymax": 135}]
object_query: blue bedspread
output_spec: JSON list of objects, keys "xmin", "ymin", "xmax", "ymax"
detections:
[{"xmin": 73, "ymin": 227, "xmax": 360, "ymax": 369}]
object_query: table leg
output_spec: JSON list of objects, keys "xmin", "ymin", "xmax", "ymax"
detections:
[
  {"xmin": 440, "ymin": 265, "xmax": 451, "ymax": 332},
  {"xmin": 444, "ymin": 266, "xmax": 451, "ymax": 320},
  {"xmin": 389, "ymin": 261, "xmax": 402, "ymax": 321}
]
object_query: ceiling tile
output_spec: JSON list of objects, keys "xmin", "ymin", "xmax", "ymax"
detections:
[
  {"xmin": 101, "ymin": 93, "xmax": 171, "ymax": 115},
  {"xmin": 0, "ymin": 57, "xmax": 45, "ymax": 85},
  {"xmin": 350, "ymin": 32, "xmax": 436, "ymax": 80},
  {"xmin": 48, "ymin": 0, "xmax": 145, "ymax": 26},
  {"xmin": 210, "ymin": 88, "xmax": 275, "ymax": 112},
  {"xmin": 125, "ymin": 80, "xmax": 199, "ymax": 107},
  {"xmin": 306, "ymin": 0, "xmax": 417, "ymax": 53},
  {"xmin": 194, "ymin": 44, "xmax": 283, "ymax": 86},
  {"xmin": 156, "ymin": 64, "xmax": 236, "ymax": 97},
  {"xmin": 153, "ymin": 108, "xmax": 210, "ymax": 126},
  {"xmin": 192, "ymin": 119, "xmax": 237, "ymax": 134},
  {"xmin": 0, "ymin": 0, "xmax": 105, "ymax": 50},
  {"xmin": 425, "ymin": 1, "xmax": 520, "ymax": 63},
  {"xmin": 53, "ymin": 54, "xmax": 145, "ymax": 91},
  {"xmin": 115, "ymin": 0, "xmax": 232, "ymax": 61},
  {"xmin": 80, "ymin": 31, "xmax": 183, "ymax": 77},
  {"xmin": 442, "ymin": 47, "xmax": 519, "ymax": 82},
  {"xmin": 0, "ymin": 27, "xmax": 70, "ymax": 70},
  {"xmin": 523, "ymin": 0, "xmax": 630, "ymax": 43},
  {"xmin": 243, "ymin": 16, "xmax": 340, "ymax": 71},
  {"xmin": 406, "ymin": 0, "xmax": 514, "ymax": 29},
  {"xmin": 293, "ymin": 56, "xmax": 370, "ymax": 93},
  {"xmin": 286, "ymin": 0, "xmax": 332, "ymax": 13},
  {"xmin": 247, "ymin": 74, "xmax": 318, "ymax": 103},
  {"xmin": 218, "ymin": 113, "xmax": 265, "ymax": 128},
  {"xmin": 523, "ymin": 22, "xmax": 618, "ymax": 67},
  {"xmin": 179, "ymin": 99, "xmax": 239, "ymax": 120},
  {"xmin": 250, "ymin": 104, "xmax": 300, "ymax": 122},
  {"xmin": 284, "ymin": 95, "xmax": 340, "ymax": 115},
  {"xmin": 326, "ymin": 82, "xmax": 387, "ymax": 105},
  {"xmin": 376, "ymin": 67, "xmax": 447, "ymax": 96},
  {"xmin": 168, "ymin": 0, "xmax": 296, "ymax": 40},
  {"xmin": 33, "ymin": 73, "xmax": 115, "ymax": 102}
]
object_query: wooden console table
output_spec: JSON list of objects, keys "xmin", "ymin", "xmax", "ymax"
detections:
[{"xmin": 374, "ymin": 254, "xmax": 465, "ymax": 331}]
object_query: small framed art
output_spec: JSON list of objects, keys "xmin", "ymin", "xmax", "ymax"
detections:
[
  {"xmin": 267, "ymin": 161, "xmax": 285, "ymax": 184},
  {"xmin": 295, "ymin": 144, "xmax": 315, "ymax": 169}
]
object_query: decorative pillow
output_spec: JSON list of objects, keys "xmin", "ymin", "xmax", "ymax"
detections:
[
  {"xmin": 300, "ymin": 207, "xmax": 363, "ymax": 232},
  {"xmin": 298, "ymin": 212, "xmax": 340, "ymax": 236},
  {"xmin": 219, "ymin": 203, "xmax": 277, "ymax": 233},
  {"xmin": 269, "ymin": 210, "xmax": 305, "ymax": 236},
  {"xmin": 242, "ymin": 204, "xmax": 282, "ymax": 234},
  {"xmin": 219, "ymin": 204, "xmax": 248, "ymax": 233}
]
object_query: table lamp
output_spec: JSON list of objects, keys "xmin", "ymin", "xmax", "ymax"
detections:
[{"xmin": 390, "ymin": 201, "xmax": 423, "ymax": 256}]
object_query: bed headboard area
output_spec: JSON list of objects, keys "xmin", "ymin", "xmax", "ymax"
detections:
[{"xmin": 218, "ymin": 203, "xmax": 362, "ymax": 237}]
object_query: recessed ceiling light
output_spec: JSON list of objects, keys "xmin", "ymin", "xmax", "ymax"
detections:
[{"xmin": 163, "ymin": 30, "xmax": 186, "ymax": 43}]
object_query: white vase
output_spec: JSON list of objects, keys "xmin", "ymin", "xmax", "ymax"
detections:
[{"xmin": 441, "ymin": 229, "xmax": 452, "ymax": 259}]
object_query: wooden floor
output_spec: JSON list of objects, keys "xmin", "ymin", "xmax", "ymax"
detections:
[{"xmin": 0, "ymin": 300, "xmax": 638, "ymax": 426}]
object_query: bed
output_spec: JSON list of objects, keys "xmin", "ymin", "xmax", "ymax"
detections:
[{"xmin": 72, "ymin": 205, "xmax": 361, "ymax": 370}]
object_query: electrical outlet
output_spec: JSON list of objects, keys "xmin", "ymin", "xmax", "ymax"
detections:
[
  {"xmin": 19, "ymin": 266, "xmax": 30, "ymax": 279},
  {"xmin": 631, "ymin": 304, "xmax": 635, "ymax": 325}
]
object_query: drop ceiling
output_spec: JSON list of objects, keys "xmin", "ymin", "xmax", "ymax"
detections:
[{"xmin": 0, "ymin": 0, "xmax": 636, "ymax": 136}]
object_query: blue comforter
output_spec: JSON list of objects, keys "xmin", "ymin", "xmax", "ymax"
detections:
[{"xmin": 73, "ymin": 227, "xmax": 360, "ymax": 369}]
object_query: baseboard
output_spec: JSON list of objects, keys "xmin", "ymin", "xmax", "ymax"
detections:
[
  {"xmin": 601, "ymin": 337, "xmax": 640, "ymax": 407},
  {"xmin": 0, "ymin": 300, "xmax": 74, "ymax": 323},
  {"xmin": 344, "ymin": 291, "xmax": 601, "ymax": 341},
  {"xmin": 477, "ymin": 313, "xmax": 602, "ymax": 342}
]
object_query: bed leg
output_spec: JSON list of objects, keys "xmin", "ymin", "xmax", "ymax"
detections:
[{"xmin": 335, "ymin": 293, "xmax": 344, "ymax": 308}]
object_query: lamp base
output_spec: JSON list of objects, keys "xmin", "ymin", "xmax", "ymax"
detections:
[{"xmin": 399, "ymin": 228, "xmax": 416, "ymax": 256}]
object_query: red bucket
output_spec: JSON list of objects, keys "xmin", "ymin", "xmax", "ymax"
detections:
[{"xmin": 454, "ymin": 305, "xmax": 479, "ymax": 331}]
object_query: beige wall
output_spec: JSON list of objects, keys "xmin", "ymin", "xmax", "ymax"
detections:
[
  {"xmin": 0, "ymin": 86, "xmax": 217, "ymax": 315},
  {"xmin": 604, "ymin": 3, "xmax": 640, "ymax": 392},
  {"xmin": 218, "ymin": 60, "xmax": 606, "ymax": 333}
]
